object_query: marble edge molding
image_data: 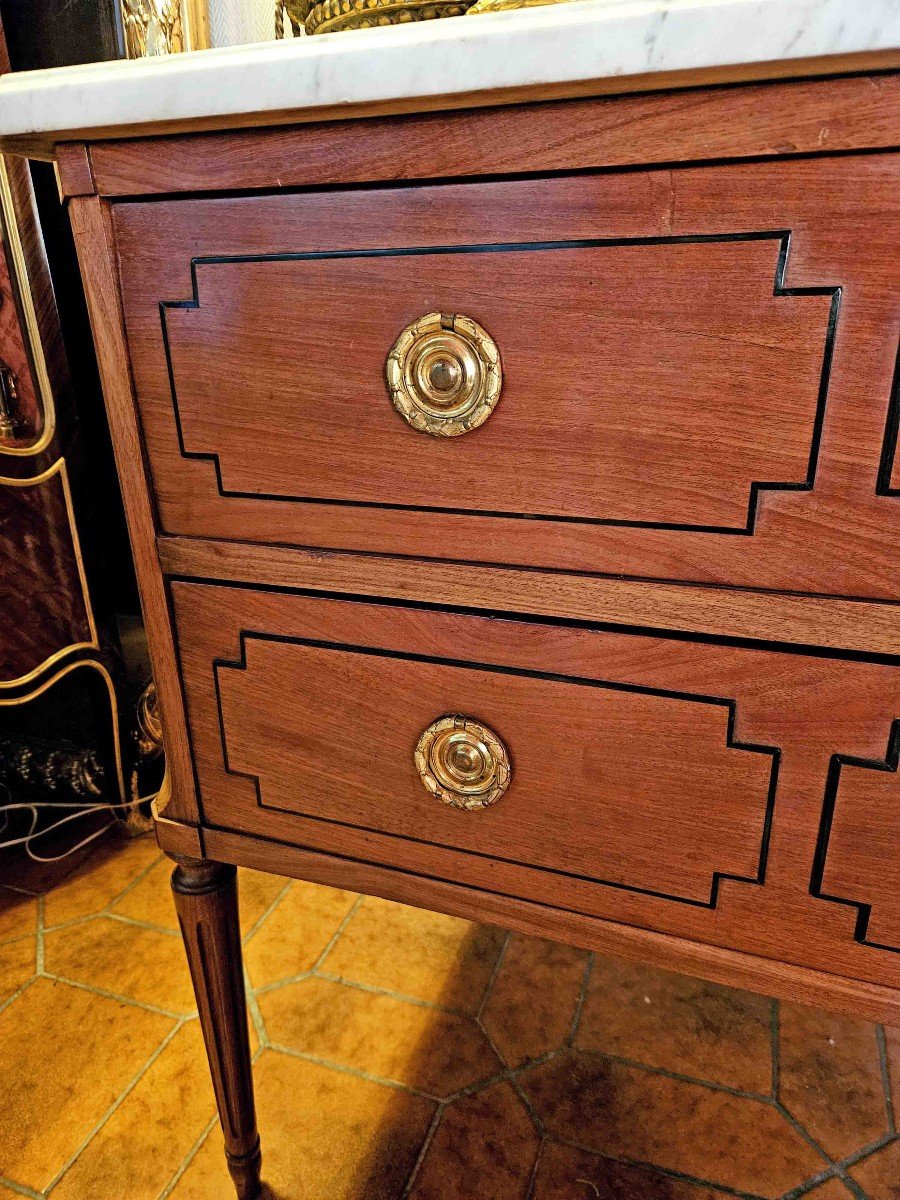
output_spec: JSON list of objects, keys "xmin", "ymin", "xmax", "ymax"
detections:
[{"xmin": 0, "ymin": 0, "xmax": 898, "ymax": 148}]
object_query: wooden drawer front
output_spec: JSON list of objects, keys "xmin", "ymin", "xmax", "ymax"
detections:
[
  {"xmin": 172, "ymin": 582, "xmax": 900, "ymax": 988},
  {"xmin": 813, "ymin": 725, "xmax": 899, "ymax": 953},
  {"xmin": 118, "ymin": 155, "xmax": 900, "ymax": 598},
  {"xmin": 161, "ymin": 239, "xmax": 830, "ymax": 531}
]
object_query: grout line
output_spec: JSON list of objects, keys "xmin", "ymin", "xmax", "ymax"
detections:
[
  {"xmin": 400, "ymin": 1101, "xmax": 446, "ymax": 1200},
  {"xmin": 0, "ymin": 972, "xmax": 38, "ymax": 1018},
  {"xmin": 771, "ymin": 999, "xmax": 780, "ymax": 1100},
  {"xmin": 266, "ymin": 1041, "xmax": 439, "ymax": 1100},
  {"xmin": 476, "ymin": 929, "xmax": 510, "ymax": 1020},
  {"xmin": 567, "ymin": 950, "xmax": 595, "ymax": 1047},
  {"xmin": 310, "ymin": 894, "xmax": 365, "ymax": 971},
  {"xmin": 875, "ymin": 1025, "xmax": 896, "ymax": 1133},
  {"xmin": 0, "ymin": 1174, "xmax": 44, "ymax": 1199},
  {"xmin": 44, "ymin": 1020, "xmax": 186, "ymax": 1196},
  {"xmin": 240, "ymin": 878, "xmax": 293, "ymax": 947},
  {"xmin": 40, "ymin": 971, "xmax": 192, "ymax": 1021},
  {"xmin": 524, "ymin": 1135, "xmax": 546, "ymax": 1200},
  {"xmin": 551, "ymin": 1137, "xmax": 770, "ymax": 1200},
  {"xmin": 41, "ymin": 912, "xmax": 109, "ymax": 936},
  {"xmin": 0, "ymin": 930, "xmax": 43, "ymax": 949},
  {"xmin": 775, "ymin": 1101, "xmax": 834, "ymax": 1167},
  {"xmin": 576, "ymin": 1044, "xmax": 776, "ymax": 1103},
  {"xmin": 104, "ymin": 850, "xmax": 166, "ymax": 912},
  {"xmin": 253, "ymin": 969, "xmax": 313, "ymax": 997},
  {"xmin": 102, "ymin": 912, "xmax": 182, "ymax": 937},
  {"xmin": 157, "ymin": 1114, "xmax": 219, "ymax": 1200},
  {"xmin": 311, "ymin": 969, "xmax": 470, "ymax": 1015},
  {"xmin": 509, "ymin": 1070, "xmax": 548, "ymax": 1139},
  {"xmin": 0, "ymin": 882, "xmax": 41, "ymax": 898},
  {"xmin": 780, "ymin": 1166, "xmax": 841, "ymax": 1200},
  {"xmin": 244, "ymin": 967, "xmax": 269, "ymax": 1049}
]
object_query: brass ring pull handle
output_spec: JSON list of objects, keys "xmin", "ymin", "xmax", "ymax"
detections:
[
  {"xmin": 386, "ymin": 312, "xmax": 502, "ymax": 437},
  {"xmin": 414, "ymin": 716, "xmax": 511, "ymax": 810}
]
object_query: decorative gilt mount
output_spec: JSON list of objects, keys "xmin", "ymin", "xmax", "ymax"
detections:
[
  {"xmin": 386, "ymin": 312, "xmax": 502, "ymax": 438},
  {"xmin": 414, "ymin": 715, "xmax": 511, "ymax": 810}
]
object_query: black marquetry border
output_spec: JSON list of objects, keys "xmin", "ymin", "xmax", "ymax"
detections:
[
  {"xmin": 159, "ymin": 230, "xmax": 841, "ymax": 537},
  {"xmin": 211, "ymin": 628, "xmax": 780, "ymax": 915},
  {"xmin": 876, "ymin": 340, "xmax": 900, "ymax": 495},
  {"xmin": 810, "ymin": 718, "xmax": 900, "ymax": 953}
]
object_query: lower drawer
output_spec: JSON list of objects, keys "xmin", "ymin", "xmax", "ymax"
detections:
[{"xmin": 171, "ymin": 581, "xmax": 899, "ymax": 989}]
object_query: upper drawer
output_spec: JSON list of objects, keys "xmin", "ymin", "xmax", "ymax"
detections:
[{"xmin": 115, "ymin": 155, "xmax": 900, "ymax": 598}]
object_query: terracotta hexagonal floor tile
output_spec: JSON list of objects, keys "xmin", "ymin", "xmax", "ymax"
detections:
[
  {"xmin": 260, "ymin": 976, "xmax": 501, "ymax": 1097},
  {"xmin": 778, "ymin": 1003, "xmax": 890, "ymax": 1159},
  {"xmin": 169, "ymin": 1048, "xmax": 435, "ymax": 1200},
  {"xmin": 44, "ymin": 915, "xmax": 196, "ymax": 1014},
  {"xmin": 885, "ymin": 1026, "xmax": 900, "ymax": 1107},
  {"xmin": 802, "ymin": 1181, "xmax": 857, "ymax": 1198},
  {"xmin": 576, "ymin": 955, "xmax": 773, "ymax": 1093},
  {"xmin": 532, "ymin": 1141, "xmax": 735, "ymax": 1199},
  {"xmin": 848, "ymin": 1138, "xmax": 900, "ymax": 1198},
  {"xmin": 481, "ymin": 934, "xmax": 590, "ymax": 1068},
  {"xmin": 519, "ymin": 1049, "xmax": 824, "ymax": 1198},
  {"xmin": 51, "ymin": 1021, "xmax": 217, "ymax": 1200},
  {"xmin": 0, "ymin": 887, "xmax": 37, "ymax": 942},
  {"xmin": 408, "ymin": 1082, "xmax": 540, "ymax": 1200},
  {"xmin": 112, "ymin": 861, "xmax": 288, "ymax": 937},
  {"xmin": 321, "ymin": 897, "xmax": 504, "ymax": 1013},
  {"xmin": 0, "ymin": 937, "xmax": 35, "ymax": 1005},
  {"xmin": 43, "ymin": 835, "xmax": 162, "ymax": 927},
  {"xmin": 244, "ymin": 879, "xmax": 358, "ymax": 988},
  {"xmin": 0, "ymin": 977, "xmax": 174, "ymax": 1192}
]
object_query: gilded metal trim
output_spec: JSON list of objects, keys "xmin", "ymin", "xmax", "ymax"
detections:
[
  {"xmin": 306, "ymin": 0, "xmax": 473, "ymax": 35},
  {"xmin": 386, "ymin": 311, "xmax": 502, "ymax": 438},
  {"xmin": 0, "ymin": 156, "xmax": 57, "ymax": 458},
  {"xmin": 414, "ymin": 715, "xmax": 511, "ymax": 810},
  {"xmin": 0, "ymin": 658, "xmax": 127, "ymax": 806},
  {"xmin": 0, "ymin": 457, "xmax": 99, "ymax": 690}
]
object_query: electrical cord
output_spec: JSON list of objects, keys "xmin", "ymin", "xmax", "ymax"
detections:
[{"xmin": 0, "ymin": 793, "xmax": 158, "ymax": 862}]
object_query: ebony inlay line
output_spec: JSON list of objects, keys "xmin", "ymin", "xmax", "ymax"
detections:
[{"xmin": 158, "ymin": 229, "xmax": 840, "ymax": 538}]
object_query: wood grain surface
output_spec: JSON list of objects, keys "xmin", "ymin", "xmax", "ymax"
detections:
[
  {"xmin": 171, "ymin": 581, "xmax": 900, "ymax": 992},
  {"xmin": 77, "ymin": 73, "xmax": 900, "ymax": 197},
  {"xmin": 115, "ymin": 153, "xmax": 900, "ymax": 599},
  {"xmin": 198, "ymin": 823, "xmax": 900, "ymax": 1025},
  {"xmin": 158, "ymin": 535, "xmax": 900, "ymax": 656}
]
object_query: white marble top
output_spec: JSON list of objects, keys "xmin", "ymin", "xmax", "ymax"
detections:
[{"xmin": 0, "ymin": 0, "xmax": 898, "ymax": 151}]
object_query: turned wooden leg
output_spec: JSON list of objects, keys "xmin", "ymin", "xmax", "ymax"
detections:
[{"xmin": 170, "ymin": 857, "xmax": 262, "ymax": 1200}]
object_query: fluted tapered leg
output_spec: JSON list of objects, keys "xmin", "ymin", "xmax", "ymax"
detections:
[{"xmin": 170, "ymin": 857, "xmax": 262, "ymax": 1200}]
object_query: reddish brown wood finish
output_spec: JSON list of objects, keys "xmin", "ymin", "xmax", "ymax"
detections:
[
  {"xmin": 82, "ymin": 73, "xmax": 900, "ymax": 198},
  {"xmin": 68, "ymin": 196, "xmax": 198, "ymax": 822},
  {"xmin": 115, "ymin": 154, "xmax": 900, "ymax": 599},
  {"xmin": 815, "ymin": 724, "xmax": 899, "ymax": 951},
  {"xmin": 171, "ymin": 581, "xmax": 900, "ymax": 991},
  {"xmin": 157, "ymin": 533, "xmax": 900, "ymax": 656},
  {"xmin": 202, "ymin": 825, "xmax": 900, "ymax": 1025},
  {"xmin": 170, "ymin": 858, "xmax": 261, "ymax": 1200},
  {"xmin": 162, "ymin": 238, "xmax": 831, "ymax": 530},
  {"xmin": 36, "ymin": 78, "xmax": 900, "ymax": 1186}
]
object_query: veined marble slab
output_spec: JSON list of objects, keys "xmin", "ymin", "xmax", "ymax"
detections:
[{"xmin": 0, "ymin": 0, "xmax": 897, "ymax": 151}]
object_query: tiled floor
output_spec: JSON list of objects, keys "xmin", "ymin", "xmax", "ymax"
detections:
[{"xmin": 0, "ymin": 831, "xmax": 897, "ymax": 1200}]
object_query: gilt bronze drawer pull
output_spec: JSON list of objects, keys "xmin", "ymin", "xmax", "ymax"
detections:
[
  {"xmin": 414, "ymin": 715, "xmax": 511, "ymax": 810},
  {"xmin": 386, "ymin": 311, "xmax": 502, "ymax": 437}
]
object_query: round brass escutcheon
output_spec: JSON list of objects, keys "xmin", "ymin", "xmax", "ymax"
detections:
[
  {"xmin": 414, "ymin": 716, "xmax": 511, "ymax": 811},
  {"xmin": 386, "ymin": 312, "xmax": 502, "ymax": 437}
]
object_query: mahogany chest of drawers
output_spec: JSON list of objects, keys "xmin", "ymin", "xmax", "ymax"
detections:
[{"xmin": 39, "ymin": 70, "xmax": 900, "ymax": 1198}]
